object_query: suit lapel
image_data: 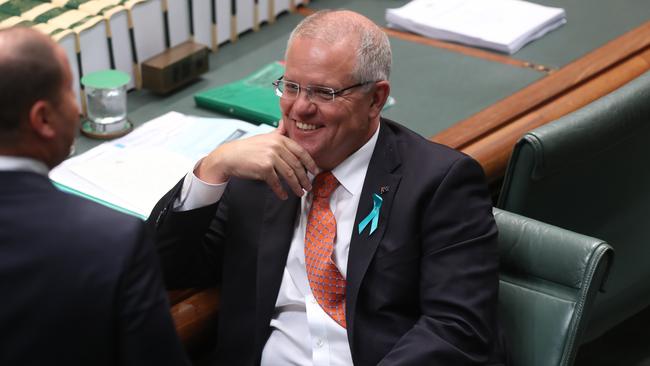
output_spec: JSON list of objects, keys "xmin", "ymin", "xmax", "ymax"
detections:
[
  {"xmin": 346, "ymin": 122, "xmax": 402, "ymax": 347},
  {"xmin": 254, "ymin": 188, "xmax": 300, "ymax": 356}
]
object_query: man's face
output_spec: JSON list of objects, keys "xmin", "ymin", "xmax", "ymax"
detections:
[
  {"xmin": 281, "ymin": 36, "xmax": 379, "ymax": 171},
  {"xmin": 48, "ymin": 47, "xmax": 79, "ymax": 167}
]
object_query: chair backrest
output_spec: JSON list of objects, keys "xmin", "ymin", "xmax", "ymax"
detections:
[
  {"xmin": 497, "ymin": 70, "xmax": 650, "ymax": 340},
  {"xmin": 494, "ymin": 208, "xmax": 613, "ymax": 366}
]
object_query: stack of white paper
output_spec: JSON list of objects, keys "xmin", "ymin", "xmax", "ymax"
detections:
[
  {"xmin": 386, "ymin": 0, "xmax": 566, "ymax": 54},
  {"xmin": 50, "ymin": 111, "xmax": 274, "ymax": 219}
]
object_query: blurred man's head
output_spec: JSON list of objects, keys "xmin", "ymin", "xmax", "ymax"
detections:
[
  {"xmin": 0, "ymin": 27, "xmax": 79, "ymax": 168},
  {"xmin": 279, "ymin": 10, "xmax": 392, "ymax": 170}
]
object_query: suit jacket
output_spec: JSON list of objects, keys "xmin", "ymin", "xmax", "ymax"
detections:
[
  {"xmin": 0, "ymin": 171, "xmax": 189, "ymax": 366},
  {"xmin": 148, "ymin": 118, "xmax": 506, "ymax": 365}
]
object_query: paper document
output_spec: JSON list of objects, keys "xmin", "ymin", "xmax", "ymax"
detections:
[
  {"xmin": 50, "ymin": 111, "xmax": 274, "ymax": 219},
  {"xmin": 386, "ymin": 0, "xmax": 566, "ymax": 54}
]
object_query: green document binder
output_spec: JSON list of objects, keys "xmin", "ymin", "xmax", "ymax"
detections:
[{"xmin": 194, "ymin": 61, "xmax": 284, "ymax": 127}]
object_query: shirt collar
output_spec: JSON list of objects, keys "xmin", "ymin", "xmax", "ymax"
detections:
[
  {"xmin": 0, "ymin": 155, "xmax": 49, "ymax": 175},
  {"xmin": 330, "ymin": 122, "xmax": 380, "ymax": 196}
]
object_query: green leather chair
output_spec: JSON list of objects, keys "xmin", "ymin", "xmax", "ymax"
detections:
[
  {"xmin": 494, "ymin": 208, "xmax": 613, "ymax": 366},
  {"xmin": 497, "ymin": 70, "xmax": 650, "ymax": 341}
]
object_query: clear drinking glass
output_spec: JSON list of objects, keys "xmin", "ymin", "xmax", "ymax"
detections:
[{"xmin": 81, "ymin": 70, "xmax": 130, "ymax": 135}]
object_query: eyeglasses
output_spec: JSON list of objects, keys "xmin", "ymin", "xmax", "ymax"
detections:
[{"xmin": 272, "ymin": 76, "xmax": 375, "ymax": 104}]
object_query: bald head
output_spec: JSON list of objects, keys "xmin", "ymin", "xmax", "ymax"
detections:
[
  {"xmin": 0, "ymin": 27, "xmax": 64, "ymax": 142},
  {"xmin": 287, "ymin": 10, "xmax": 392, "ymax": 84}
]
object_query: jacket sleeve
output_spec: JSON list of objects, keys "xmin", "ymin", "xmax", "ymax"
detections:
[{"xmin": 145, "ymin": 178, "xmax": 229, "ymax": 289}]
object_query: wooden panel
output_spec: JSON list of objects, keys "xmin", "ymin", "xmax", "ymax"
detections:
[
  {"xmin": 169, "ymin": 288, "xmax": 220, "ymax": 350},
  {"xmin": 464, "ymin": 48, "xmax": 650, "ymax": 182},
  {"xmin": 168, "ymin": 288, "xmax": 202, "ymax": 304}
]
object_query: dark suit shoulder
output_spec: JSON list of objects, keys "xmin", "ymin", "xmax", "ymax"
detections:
[
  {"xmin": 57, "ymin": 188, "xmax": 144, "ymax": 240},
  {"xmin": 380, "ymin": 118, "xmax": 482, "ymax": 176},
  {"xmin": 0, "ymin": 172, "xmax": 186, "ymax": 366},
  {"xmin": 4, "ymin": 172, "xmax": 146, "ymax": 264}
]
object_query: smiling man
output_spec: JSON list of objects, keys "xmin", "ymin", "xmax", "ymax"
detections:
[{"xmin": 149, "ymin": 10, "xmax": 506, "ymax": 366}]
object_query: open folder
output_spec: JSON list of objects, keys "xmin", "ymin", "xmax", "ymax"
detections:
[{"xmin": 50, "ymin": 111, "xmax": 273, "ymax": 219}]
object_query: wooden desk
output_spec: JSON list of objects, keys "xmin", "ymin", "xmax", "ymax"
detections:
[{"xmin": 434, "ymin": 21, "xmax": 650, "ymax": 183}]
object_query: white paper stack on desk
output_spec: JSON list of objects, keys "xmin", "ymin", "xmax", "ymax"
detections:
[{"xmin": 386, "ymin": 0, "xmax": 566, "ymax": 54}]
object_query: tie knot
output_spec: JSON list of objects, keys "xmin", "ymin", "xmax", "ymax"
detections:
[{"xmin": 312, "ymin": 171, "xmax": 339, "ymax": 198}]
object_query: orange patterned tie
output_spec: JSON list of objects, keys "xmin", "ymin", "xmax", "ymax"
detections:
[{"xmin": 304, "ymin": 171, "xmax": 346, "ymax": 328}]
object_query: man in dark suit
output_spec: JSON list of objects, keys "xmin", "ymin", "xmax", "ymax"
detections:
[
  {"xmin": 149, "ymin": 10, "xmax": 505, "ymax": 365},
  {"xmin": 0, "ymin": 27, "xmax": 189, "ymax": 365}
]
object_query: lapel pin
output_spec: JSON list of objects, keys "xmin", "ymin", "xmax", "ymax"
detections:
[{"xmin": 379, "ymin": 186, "xmax": 390, "ymax": 195}]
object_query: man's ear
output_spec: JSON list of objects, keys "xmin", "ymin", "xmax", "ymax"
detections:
[
  {"xmin": 28, "ymin": 100, "xmax": 56, "ymax": 139},
  {"xmin": 369, "ymin": 80, "xmax": 390, "ymax": 120}
]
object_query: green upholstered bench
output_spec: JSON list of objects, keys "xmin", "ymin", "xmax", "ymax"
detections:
[
  {"xmin": 497, "ymin": 70, "xmax": 650, "ymax": 341},
  {"xmin": 494, "ymin": 208, "xmax": 613, "ymax": 366}
]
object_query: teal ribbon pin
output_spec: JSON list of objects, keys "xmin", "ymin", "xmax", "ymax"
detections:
[{"xmin": 358, "ymin": 193, "xmax": 383, "ymax": 236}]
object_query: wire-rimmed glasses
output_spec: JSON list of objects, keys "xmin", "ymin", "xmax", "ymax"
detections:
[{"xmin": 272, "ymin": 76, "xmax": 375, "ymax": 104}]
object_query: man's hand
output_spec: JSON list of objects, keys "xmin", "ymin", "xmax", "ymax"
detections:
[{"xmin": 195, "ymin": 120, "xmax": 318, "ymax": 200}]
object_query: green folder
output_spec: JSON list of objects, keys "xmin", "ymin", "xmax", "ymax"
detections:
[{"xmin": 194, "ymin": 61, "xmax": 285, "ymax": 127}]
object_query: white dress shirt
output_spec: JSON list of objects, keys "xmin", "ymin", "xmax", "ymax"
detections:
[
  {"xmin": 0, "ymin": 156, "xmax": 49, "ymax": 175},
  {"xmin": 176, "ymin": 125, "xmax": 380, "ymax": 365}
]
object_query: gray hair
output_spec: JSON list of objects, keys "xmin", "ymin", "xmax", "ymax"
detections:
[{"xmin": 286, "ymin": 10, "xmax": 392, "ymax": 85}]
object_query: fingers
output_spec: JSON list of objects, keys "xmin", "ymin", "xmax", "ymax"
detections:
[
  {"xmin": 272, "ymin": 146, "xmax": 309, "ymax": 189},
  {"xmin": 283, "ymin": 138, "xmax": 318, "ymax": 175},
  {"xmin": 204, "ymin": 129, "xmax": 317, "ymax": 199},
  {"xmin": 271, "ymin": 120, "xmax": 316, "ymax": 175},
  {"xmin": 264, "ymin": 169, "xmax": 289, "ymax": 200},
  {"xmin": 262, "ymin": 137, "xmax": 316, "ymax": 198},
  {"xmin": 272, "ymin": 157, "xmax": 306, "ymax": 198}
]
